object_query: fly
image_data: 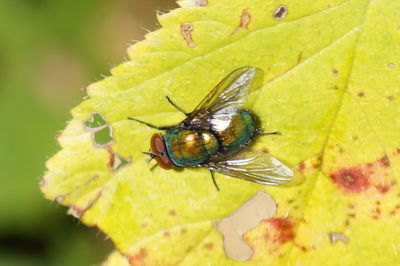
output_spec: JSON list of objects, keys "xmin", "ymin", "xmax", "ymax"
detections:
[{"xmin": 128, "ymin": 66, "xmax": 294, "ymax": 190}]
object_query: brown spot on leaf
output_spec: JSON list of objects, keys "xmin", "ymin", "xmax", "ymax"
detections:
[
  {"xmin": 68, "ymin": 207, "xmax": 84, "ymax": 218},
  {"xmin": 387, "ymin": 62, "xmax": 396, "ymax": 68},
  {"xmin": 108, "ymin": 151, "xmax": 131, "ymax": 171},
  {"xmin": 330, "ymin": 167, "xmax": 370, "ymax": 193},
  {"xmin": 262, "ymin": 148, "xmax": 269, "ymax": 153},
  {"xmin": 297, "ymin": 52, "xmax": 303, "ymax": 64},
  {"xmin": 180, "ymin": 23, "xmax": 196, "ymax": 48},
  {"xmin": 357, "ymin": 92, "xmax": 365, "ymax": 97},
  {"xmin": 273, "ymin": 5, "xmax": 288, "ymax": 20},
  {"xmin": 168, "ymin": 210, "xmax": 176, "ymax": 216},
  {"xmin": 386, "ymin": 95, "xmax": 395, "ymax": 101},
  {"xmin": 268, "ymin": 217, "xmax": 295, "ymax": 244},
  {"xmin": 204, "ymin": 242, "xmax": 214, "ymax": 250},
  {"xmin": 329, "ymin": 232, "xmax": 350, "ymax": 244},
  {"xmin": 295, "ymin": 243, "xmax": 308, "ymax": 252},
  {"xmin": 55, "ymin": 195, "xmax": 65, "ymax": 204},
  {"xmin": 232, "ymin": 9, "xmax": 251, "ymax": 35},
  {"xmin": 216, "ymin": 191, "xmax": 276, "ymax": 261},
  {"xmin": 376, "ymin": 184, "xmax": 390, "ymax": 194},
  {"xmin": 164, "ymin": 231, "xmax": 170, "ymax": 237},
  {"xmin": 129, "ymin": 248, "xmax": 147, "ymax": 265},
  {"xmin": 332, "ymin": 69, "xmax": 339, "ymax": 76},
  {"xmin": 181, "ymin": 228, "xmax": 187, "ymax": 235},
  {"xmin": 194, "ymin": 0, "xmax": 207, "ymax": 6},
  {"xmin": 379, "ymin": 155, "xmax": 390, "ymax": 167},
  {"xmin": 67, "ymin": 189, "xmax": 104, "ymax": 218},
  {"xmin": 348, "ymin": 213, "xmax": 356, "ymax": 219}
]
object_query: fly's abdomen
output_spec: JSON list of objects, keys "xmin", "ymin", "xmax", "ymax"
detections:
[
  {"xmin": 216, "ymin": 110, "xmax": 257, "ymax": 154},
  {"xmin": 165, "ymin": 128, "xmax": 218, "ymax": 167}
]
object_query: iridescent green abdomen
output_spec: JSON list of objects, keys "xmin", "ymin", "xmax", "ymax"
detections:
[
  {"xmin": 165, "ymin": 128, "xmax": 218, "ymax": 167},
  {"xmin": 215, "ymin": 110, "xmax": 257, "ymax": 154}
]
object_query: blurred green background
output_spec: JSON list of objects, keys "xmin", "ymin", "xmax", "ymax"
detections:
[{"xmin": 0, "ymin": 0, "xmax": 176, "ymax": 265}]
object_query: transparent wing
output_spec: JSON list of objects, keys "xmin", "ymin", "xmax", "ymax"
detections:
[
  {"xmin": 184, "ymin": 66, "xmax": 264, "ymax": 130},
  {"xmin": 203, "ymin": 150, "xmax": 294, "ymax": 186}
]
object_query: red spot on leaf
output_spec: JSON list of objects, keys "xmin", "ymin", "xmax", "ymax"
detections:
[
  {"xmin": 268, "ymin": 217, "xmax": 295, "ymax": 244},
  {"xmin": 330, "ymin": 167, "xmax": 370, "ymax": 193},
  {"xmin": 129, "ymin": 248, "xmax": 147, "ymax": 265},
  {"xmin": 297, "ymin": 162, "xmax": 305, "ymax": 174}
]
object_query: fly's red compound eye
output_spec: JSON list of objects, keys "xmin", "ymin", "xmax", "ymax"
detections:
[{"xmin": 150, "ymin": 134, "xmax": 173, "ymax": 170}]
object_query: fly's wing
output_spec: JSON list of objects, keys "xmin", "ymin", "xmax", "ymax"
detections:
[
  {"xmin": 203, "ymin": 150, "xmax": 294, "ymax": 186},
  {"xmin": 184, "ymin": 66, "xmax": 264, "ymax": 130}
]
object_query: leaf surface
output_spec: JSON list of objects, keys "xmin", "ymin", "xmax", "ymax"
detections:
[{"xmin": 41, "ymin": 0, "xmax": 400, "ymax": 265}]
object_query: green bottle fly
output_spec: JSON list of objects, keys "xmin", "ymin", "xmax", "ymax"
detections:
[{"xmin": 128, "ymin": 66, "xmax": 294, "ymax": 190}]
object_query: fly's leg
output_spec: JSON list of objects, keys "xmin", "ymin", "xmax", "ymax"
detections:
[
  {"xmin": 165, "ymin": 96, "xmax": 189, "ymax": 116},
  {"xmin": 210, "ymin": 170, "xmax": 220, "ymax": 191},
  {"xmin": 257, "ymin": 131, "xmax": 280, "ymax": 136}
]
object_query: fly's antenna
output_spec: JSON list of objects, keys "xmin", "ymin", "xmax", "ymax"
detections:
[
  {"xmin": 142, "ymin": 151, "xmax": 157, "ymax": 163},
  {"xmin": 142, "ymin": 151, "xmax": 158, "ymax": 158},
  {"xmin": 128, "ymin": 117, "xmax": 174, "ymax": 130},
  {"xmin": 165, "ymin": 96, "xmax": 189, "ymax": 116},
  {"xmin": 142, "ymin": 152, "xmax": 159, "ymax": 170}
]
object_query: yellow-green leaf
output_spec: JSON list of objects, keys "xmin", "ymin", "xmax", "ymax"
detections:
[{"xmin": 41, "ymin": 0, "xmax": 400, "ymax": 265}]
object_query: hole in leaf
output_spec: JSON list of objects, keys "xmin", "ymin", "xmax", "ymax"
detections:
[
  {"xmin": 93, "ymin": 127, "xmax": 113, "ymax": 147},
  {"xmin": 84, "ymin": 112, "xmax": 108, "ymax": 130},
  {"xmin": 273, "ymin": 5, "xmax": 288, "ymax": 20}
]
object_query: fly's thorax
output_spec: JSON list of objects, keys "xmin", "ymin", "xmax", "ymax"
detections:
[
  {"xmin": 164, "ymin": 127, "xmax": 218, "ymax": 167},
  {"xmin": 214, "ymin": 110, "xmax": 258, "ymax": 154}
]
